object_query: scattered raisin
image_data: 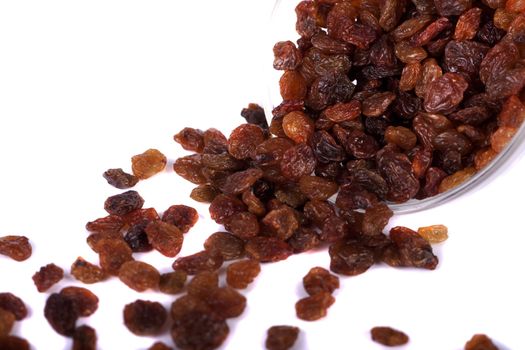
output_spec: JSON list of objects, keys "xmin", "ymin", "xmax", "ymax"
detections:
[
  {"xmin": 295, "ymin": 292, "xmax": 335, "ymax": 321},
  {"xmin": 172, "ymin": 250, "xmax": 224, "ymax": 275},
  {"xmin": 171, "ymin": 310, "xmax": 229, "ymax": 350},
  {"xmin": 32, "ymin": 263, "xmax": 64, "ymax": 292},
  {"xmin": 265, "ymin": 325, "xmax": 300, "ymax": 350},
  {"xmin": 97, "ymin": 238, "xmax": 133, "ymax": 275},
  {"xmin": 371, "ymin": 326, "xmax": 409, "ymax": 346},
  {"xmin": 0, "ymin": 308, "xmax": 15, "ymax": 337},
  {"xmin": 44, "ymin": 293, "xmax": 78, "ymax": 336},
  {"xmin": 303, "ymin": 266, "xmax": 339, "ymax": 296},
  {"xmin": 417, "ymin": 225, "xmax": 449, "ymax": 243},
  {"xmin": 103, "ymin": 168, "xmax": 139, "ymax": 189},
  {"xmin": 59, "ymin": 286, "xmax": 99, "ymax": 317},
  {"xmin": 0, "ymin": 292, "xmax": 27, "ymax": 320},
  {"xmin": 145, "ymin": 220, "xmax": 184, "ymax": 257},
  {"xmin": 0, "ymin": 336, "xmax": 31, "ymax": 350},
  {"xmin": 0, "ymin": 235, "xmax": 32, "ymax": 261},
  {"xmin": 118, "ymin": 260, "xmax": 160, "ymax": 292},
  {"xmin": 123, "ymin": 300, "xmax": 167, "ymax": 336},
  {"xmin": 245, "ymin": 236, "xmax": 293, "ymax": 262},
  {"xmin": 159, "ymin": 270, "xmax": 187, "ymax": 295},
  {"xmin": 161, "ymin": 205, "xmax": 199, "ymax": 233},
  {"xmin": 204, "ymin": 232, "xmax": 245, "ymax": 261},
  {"xmin": 104, "ymin": 190, "xmax": 144, "ymax": 216},
  {"xmin": 464, "ymin": 334, "xmax": 499, "ymax": 350},
  {"xmin": 226, "ymin": 259, "xmax": 261, "ymax": 289},
  {"xmin": 131, "ymin": 148, "xmax": 167, "ymax": 179},
  {"xmin": 174, "ymin": 127, "xmax": 205, "ymax": 153}
]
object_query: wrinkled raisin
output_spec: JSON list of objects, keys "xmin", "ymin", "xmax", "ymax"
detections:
[
  {"xmin": 295, "ymin": 292, "xmax": 335, "ymax": 321},
  {"xmin": 0, "ymin": 235, "xmax": 32, "ymax": 261},
  {"xmin": 329, "ymin": 241, "xmax": 375, "ymax": 276},
  {"xmin": 161, "ymin": 205, "xmax": 198, "ymax": 233},
  {"xmin": 32, "ymin": 263, "xmax": 64, "ymax": 292},
  {"xmin": 104, "ymin": 190, "xmax": 144, "ymax": 216},
  {"xmin": 371, "ymin": 326, "xmax": 409, "ymax": 346},
  {"xmin": 174, "ymin": 127, "xmax": 205, "ymax": 153},
  {"xmin": 0, "ymin": 292, "xmax": 27, "ymax": 320},
  {"xmin": 97, "ymin": 238, "xmax": 133, "ymax": 275},
  {"xmin": 72, "ymin": 325, "xmax": 97, "ymax": 350},
  {"xmin": 159, "ymin": 270, "xmax": 187, "ymax": 295},
  {"xmin": 131, "ymin": 148, "xmax": 167, "ymax": 179},
  {"xmin": 204, "ymin": 232, "xmax": 245, "ymax": 261},
  {"xmin": 226, "ymin": 259, "xmax": 261, "ymax": 289},
  {"xmin": 187, "ymin": 271, "xmax": 219, "ymax": 299},
  {"xmin": 418, "ymin": 224, "xmax": 448, "ymax": 243},
  {"xmin": 171, "ymin": 310, "xmax": 229, "ymax": 350},
  {"xmin": 123, "ymin": 300, "xmax": 167, "ymax": 336},
  {"xmin": 118, "ymin": 260, "xmax": 160, "ymax": 292},
  {"xmin": 245, "ymin": 236, "xmax": 293, "ymax": 262},
  {"xmin": 225, "ymin": 211, "xmax": 260, "ymax": 240},
  {"xmin": 172, "ymin": 250, "xmax": 224, "ymax": 275},
  {"xmin": 44, "ymin": 293, "xmax": 78, "ymax": 336},
  {"xmin": 60, "ymin": 286, "xmax": 99, "ymax": 317},
  {"xmin": 464, "ymin": 334, "xmax": 499, "ymax": 350},
  {"xmin": 145, "ymin": 220, "xmax": 184, "ymax": 258},
  {"xmin": 303, "ymin": 266, "xmax": 339, "ymax": 296},
  {"xmin": 209, "ymin": 194, "xmax": 247, "ymax": 225},
  {"xmin": 266, "ymin": 325, "xmax": 300, "ymax": 350},
  {"xmin": 103, "ymin": 168, "xmax": 139, "ymax": 189}
]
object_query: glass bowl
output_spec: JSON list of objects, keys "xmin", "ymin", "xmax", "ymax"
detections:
[{"xmin": 264, "ymin": 0, "xmax": 525, "ymax": 214}]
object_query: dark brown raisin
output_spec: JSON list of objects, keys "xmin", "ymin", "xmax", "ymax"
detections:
[
  {"xmin": 0, "ymin": 308, "xmax": 15, "ymax": 338},
  {"xmin": 161, "ymin": 205, "xmax": 199, "ymax": 233},
  {"xmin": 371, "ymin": 326, "xmax": 409, "ymax": 346},
  {"xmin": 0, "ymin": 292, "xmax": 27, "ymax": 320},
  {"xmin": 171, "ymin": 310, "xmax": 229, "ymax": 350},
  {"xmin": 172, "ymin": 250, "xmax": 224, "ymax": 275},
  {"xmin": 131, "ymin": 148, "xmax": 167, "ymax": 179},
  {"xmin": 145, "ymin": 220, "xmax": 184, "ymax": 258},
  {"xmin": 159, "ymin": 270, "xmax": 187, "ymax": 295},
  {"xmin": 221, "ymin": 168, "xmax": 264, "ymax": 195},
  {"xmin": 262, "ymin": 206, "xmax": 300, "ymax": 241},
  {"xmin": 104, "ymin": 190, "xmax": 144, "ymax": 216},
  {"xmin": 226, "ymin": 259, "xmax": 261, "ymax": 289},
  {"xmin": 287, "ymin": 226, "xmax": 321, "ymax": 253},
  {"xmin": 273, "ymin": 41, "xmax": 302, "ymax": 71},
  {"xmin": 187, "ymin": 271, "xmax": 219, "ymax": 299},
  {"xmin": 72, "ymin": 325, "xmax": 97, "ymax": 350},
  {"xmin": 44, "ymin": 293, "xmax": 78, "ymax": 336},
  {"xmin": 209, "ymin": 194, "xmax": 247, "ymax": 225},
  {"xmin": 118, "ymin": 260, "xmax": 160, "ymax": 292},
  {"xmin": 362, "ymin": 203, "xmax": 393, "ymax": 236},
  {"xmin": 174, "ymin": 127, "xmax": 205, "ymax": 153},
  {"xmin": 0, "ymin": 235, "xmax": 32, "ymax": 261},
  {"xmin": 204, "ymin": 232, "xmax": 245, "ymax": 261},
  {"xmin": 298, "ymin": 176, "xmax": 338, "ymax": 201},
  {"xmin": 32, "ymin": 263, "xmax": 64, "ymax": 292},
  {"xmin": 265, "ymin": 325, "xmax": 300, "ymax": 350},
  {"xmin": 386, "ymin": 226, "xmax": 439, "ymax": 270},
  {"xmin": 59, "ymin": 286, "xmax": 99, "ymax": 317},
  {"xmin": 0, "ymin": 336, "xmax": 31, "ymax": 350},
  {"xmin": 224, "ymin": 211, "xmax": 260, "ymax": 240},
  {"xmin": 123, "ymin": 300, "xmax": 167, "ymax": 336},
  {"xmin": 329, "ymin": 241, "xmax": 375, "ymax": 276},
  {"xmin": 203, "ymin": 287, "xmax": 247, "ymax": 318},
  {"xmin": 103, "ymin": 168, "xmax": 139, "ymax": 189},
  {"xmin": 190, "ymin": 184, "xmax": 220, "ymax": 203},
  {"xmin": 295, "ymin": 292, "xmax": 335, "ymax": 321},
  {"xmin": 245, "ymin": 237, "xmax": 293, "ymax": 262},
  {"xmin": 203, "ymin": 128, "xmax": 229, "ymax": 154},
  {"xmin": 303, "ymin": 266, "xmax": 339, "ymax": 296}
]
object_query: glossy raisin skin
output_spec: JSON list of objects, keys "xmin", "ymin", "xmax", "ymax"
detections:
[
  {"xmin": 32, "ymin": 263, "xmax": 64, "ymax": 292},
  {"xmin": 171, "ymin": 310, "xmax": 229, "ymax": 350},
  {"xmin": 371, "ymin": 326, "xmax": 409, "ymax": 346},
  {"xmin": 104, "ymin": 190, "xmax": 144, "ymax": 216},
  {"xmin": 123, "ymin": 300, "xmax": 167, "ymax": 336},
  {"xmin": 174, "ymin": 127, "xmax": 205, "ymax": 153},
  {"xmin": 384, "ymin": 226, "xmax": 439, "ymax": 270},
  {"xmin": 0, "ymin": 235, "xmax": 32, "ymax": 261},
  {"xmin": 266, "ymin": 325, "xmax": 300, "ymax": 350},
  {"xmin": 97, "ymin": 238, "xmax": 134, "ymax": 275}
]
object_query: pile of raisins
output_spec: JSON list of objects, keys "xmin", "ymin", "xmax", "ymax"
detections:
[{"xmin": 3, "ymin": 0, "xmax": 523, "ymax": 348}]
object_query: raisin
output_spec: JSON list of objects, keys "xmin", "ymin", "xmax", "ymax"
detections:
[
  {"xmin": 245, "ymin": 236, "xmax": 293, "ymax": 262},
  {"xmin": 159, "ymin": 270, "xmax": 187, "ymax": 295},
  {"xmin": 387, "ymin": 226, "xmax": 439, "ymax": 269},
  {"xmin": 424, "ymin": 73, "xmax": 468, "ymax": 114},
  {"xmin": 103, "ymin": 168, "xmax": 139, "ymax": 189},
  {"xmin": 265, "ymin": 325, "xmax": 300, "ymax": 350},
  {"xmin": 410, "ymin": 17, "xmax": 451, "ymax": 47},
  {"xmin": 474, "ymin": 147, "xmax": 498, "ymax": 170},
  {"xmin": 97, "ymin": 238, "xmax": 133, "ymax": 275},
  {"xmin": 0, "ymin": 293, "xmax": 27, "ymax": 320},
  {"xmin": 362, "ymin": 203, "xmax": 394, "ymax": 236},
  {"xmin": 415, "ymin": 58, "xmax": 443, "ymax": 99},
  {"xmin": 273, "ymin": 41, "xmax": 302, "ymax": 71},
  {"xmin": 145, "ymin": 220, "xmax": 184, "ymax": 258},
  {"xmin": 299, "ymin": 175, "xmax": 338, "ymax": 201},
  {"xmin": 417, "ymin": 224, "xmax": 448, "ymax": 243},
  {"xmin": 204, "ymin": 287, "xmax": 247, "ymax": 318},
  {"xmin": 322, "ymin": 100, "xmax": 361, "ymax": 123},
  {"xmin": 491, "ymin": 126, "xmax": 517, "ymax": 153},
  {"xmin": 170, "ymin": 294, "xmax": 212, "ymax": 323},
  {"xmin": 148, "ymin": 342, "xmax": 173, "ymax": 350},
  {"xmin": 202, "ymin": 153, "xmax": 245, "ymax": 171},
  {"xmin": 190, "ymin": 184, "xmax": 220, "ymax": 203},
  {"xmin": 0, "ymin": 336, "xmax": 31, "ymax": 350},
  {"xmin": 226, "ymin": 259, "xmax": 261, "ymax": 289},
  {"xmin": 438, "ymin": 167, "xmax": 476, "ymax": 193},
  {"xmin": 399, "ymin": 63, "xmax": 422, "ymax": 91},
  {"xmin": 161, "ymin": 205, "xmax": 198, "ymax": 233},
  {"xmin": 171, "ymin": 310, "xmax": 229, "ymax": 350},
  {"xmin": 103, "ymin": 190, "xmax": 144, "ymax": 216},
  {"xmin": 378, "ymin": 151, "xmax": 420, "ymax": 203},
  {"xmin": 378, "ymin": 0, "xmax": 406, "ymax": 32},
  {"xmin": 72, "ymin": 325, "xmax": 97, "ymax": 350},
  {"xmin": 279, "ymin": 71, "xmax": 308, "ymax": 101},
  {"xmin": 0, "ymin": 308, "xmax": 15, "ymax": 337},
  {"xmin": 311, "ymin": 32, "xmax": 352, "ymax": 55},
  {"xmin": 118, "ymin": 260, "xmax": 160, "ymax": 292},
  {"xmin": 320, "ymin": 215, "xmax": 349, "ymax": 242},
  {"xmin": 371, "ymin": 326, "xmax": 409, "ymax": 346},
  {"xmin": 275, "ymin": 182, "xmax": 309, "ymax": 208},
  {"xmin": 303, "ymin": 200, "xmax": 335, "ymax": 227},
  {"xmin": 306, "ymin": 73, "xmax": 355, "ymax": 111},
  {"xmin": 280, "ymin": 143, "xmax": 317, "ymax": 180},
  {"xmin": 209, "ymin": 194, "xmax": 247, "ymax": 225},
  {"xmin": 124, "ymin": 223, "xmax": 153, "ymax": 253},
  {"xmin": 0, "ymin": 235, "xmax": 32, "ymax": 261},
  {"xmin": 123, "ymin": 300, "xmax": 167, "ymax": 336},
  {"xmin": 221, "ymin": 168, "xmax": 264, "ymax": 195},
  {"xmin": 131, "ymin": 148, "xmax": 166, "ymax": 179},
  {"xmin": 60, "ymin": 286, "xmax": 99, "ymax": 317},
  {"xmin": 242, "ymin": 190, "xmax": 266, "ymax": 217},
  {"xmin": 295, "ymin": 292, "xmax": 335, "ymax": 321},
  {"xmin": 454, "ymin": 7, "xmax": 482, "ymax": 41},
  {"xmin": 464, "ymin": 334, "xmax": 499, "ymax": 350},
  {"xmin": 71, "ymin": 257, "xmax": 106, "ymax": 284},
  {"xmin": 282, "ymin": 111, "xmax": 315, "ymax": 143},
  {"xmin": 395, "ymin": 41, "xmax": 428, "ymax": 64},
  {"xmin": 85, "ymin": 215, "xmax": 125, "ymax": 234},
  {"xmin": 241, "ymin": 103, "xmax": 269, "ymax": 132},
  {"xmin": 224, "ymin": 211, "xmax": 260, "ymax": 240},
  {"xmin": 262, "ymin": 206, "xmax": 300, "ymax": 241},
  {"xmin": 391, "ymin": 15, "xmax": 433, "ymax": 41},
  {"xmin": 32, "ymin": 263, "xmax": 64, "ymax": 292},
  {"xmin": 288, "ymin": 226, "xmax": 321, "ymax": 253},
  {"xmin": 303, "ymin": 266, "xmax": 339, "ymax": 296},
  {"xmin": 174, "ymin": 127, "xmax": 205, "ymax": 153},
  {"xmin": 172, "ymin": 250, "xmax": 224, "ymax": 275},
  {"xmin": 173, "ymin": 154, "xmax": 207, "ymax": 185},
  {"xmin": 362, "ymin": 92, "xmax": 397, "ymax": 117},
  {"xmin": 187, "ymin": 271, "xmax": 219, "ymax": 299},
  {"xmin": 329, "ymin": 241, "xmax": 375, "ymax": 276},
  {"xmin": 44, "ymin": 293, "xmax": 78, "ymax": 336},
  {"xmin": 203, "ymin": 128, "xmax": 229, "ymax": 154},
  {"xmin": 384, "ymin": 126, "xmax": 417, "ymax": 150},
  {"xmin": 204, "ymin": 232, "xmax": 245, "ymax": 261}
]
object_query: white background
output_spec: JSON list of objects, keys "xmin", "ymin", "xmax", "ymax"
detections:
[{"xmin": 1, "ymin": 1, "xmax": 524, "ymax": 349}]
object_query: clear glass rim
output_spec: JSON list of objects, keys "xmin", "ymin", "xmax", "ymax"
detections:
[{"xmin": 265, "ymin": 0, "xmax": 525, "ymax": 214}]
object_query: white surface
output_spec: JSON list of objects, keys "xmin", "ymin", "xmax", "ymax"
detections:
[{"xmin": 0, "ymin": 1, "xmax": 524, "ymax": 349}]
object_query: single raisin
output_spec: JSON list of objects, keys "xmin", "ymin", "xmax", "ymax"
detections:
[
  {"xmin": 303, "ymin": 266, "xmax": 339, "ymax": 296},
  {"xmin": 123, "ymin": 300, "xmax": 167, "ymax": 336},
  {"xmin": 464, "ymin": 334, "xmax": 499, "ymax": 350},
  {"xmin": 103, "ymin": 168, "xmax": 139, "ymax": 189},
  {"xmin": 97, "ymin": 238, "xmax": 133, "ymax": 275},
  {"xmin": 161, "ymin": 205, "xmax": 199, "ymax": 233},
  {"xmin": 118, "ymin": 260, "xmax": 160, "ymax": 292},
  {"xmin": 417, "ymin": 224, "xmax": 448, "ymax": 243},
  {"xmin": 104, "ymin": 190, "xmax": 144, "ymax": 216},
  {"xmin": 245, "ymin": 237, "xmax": 293, "ymax": 262},
  {"xmin": 32, "ymin": 263, "xmax": 64, "ymax": 292},
  {"xmin": 0, "ymin": 292, "xmax": 27, "ymax": 320},
  {"xmin": 295, "ymin": 292, "xmax": 335, "ymax": 321},
  {"xmin": 204, "ymin": 232, "xmax": 245, "ymax": 261},
  {"xmin": 59, "ymin": 286, "xmax": 99, "ymax": 317},
  {"xmin": 174, "ymin": 127, "xmax": 205, "ymax": 153},
  {"xmin": 209, "ymin": 194, "xmax": 247, "ymax": 224},
  {"xmin": 187, "ymin": 271, "xmax": 219, "ymax": 299},
  {"xmin": 282, "ymin": 111, "xmax": 315, "ymax": 143},
  {"xmin": 226, "ymin": 259, "xmax": 261, "ymax": 289},
  {"xmin": 329, "ymin": 241, "xmax": 375, "ymax": 276},
  {"xmin": 0, "ymin": 235, "xmax": 32, "ymax": 261},
  {"xmin": 171, "ymin": 310, "xmax": 229, "ymax": 350},
  {"xmin": 131, "ymin": 148, "xmax": 167, "ymax": 179},
  {"xmin": 159, "ymin": 271, "xmax": 187, "ymax": 295},
  {"xmin": 72, "ymin": 325, "xmax": 97, "ymax": 350},
  {"xmin": 145, "ymin": 220, "xmax": 184, "ymax": 258},
  {"xmin": 225, "ymin": 211, "xmax": 260, "ymax": 240},
  {"xmin": 44, "ymin": 293, "xmax": 78, "ymax": 336},
  {"xmin": 0, "ymin": 308, "xmax": 15, "ymax": 338},
  {"xmin": 265, "ymin": 325, "xmax": 300, "ymax": 350},
  {"xmin": 172, "ymin": 250, "xmax": 224, "ymax": 275},
  {"xmin": 190, "ymin": 184, "xmax": 220, "ymax": 203},
  {"xmin": 371, "ymin": 326, "xmax": 409, "ymax": 346}
]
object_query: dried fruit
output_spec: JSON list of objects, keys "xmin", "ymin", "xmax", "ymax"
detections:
[
  {"xmin": 131, "ymin": 148, "xmax": 167, "ymax": 179},
  {"xmin": 44, "ymin": 293, "xmax": 78, "ymax": 336},
  {"xmin": 226, "ymin": 259, "xmax": 261, "ymax": 289},
  {"xmin": 303, "ymin": 266, "xmax": 339, "ymax": 296},
  {"xmin": 265, "ymin": 325, "xmax": 300, "ymax": 350},
  {"xmin": 299, "ymin": 176, "xmax": 338, "ymax": 201},
  {"xmin": 104, "ymin": 190, "xmax": 144, "ymax": 216},
  {"xmin": 262, "ymin": 206, "xmax": 299, "ymax": 241},
  {"xmin": 209, "ymin": 194, "xmax": 247, "ymax": 224},
  {"xmin": 295, "ymin": 292, "xmax": 335, "ymax": 321},
  {"xmin": 225, "ymin": 211, "xmax": 260, "ymax": 240},
  {"xmin": 148, "ymin": 342, "xmax": 173, "ymax": 350},
  {"xmin": 159, "ymin": 270, "xmax": 187, "ymax": 295},
  {"xmin": 123, "ymin": 300, "xmax": 167, "ymax": 336},
  {"xmin": 464, "ymin": 334, "xmax": 499, "ymax": 350},
  {"xmin": 417, "ymin": 225, "xmax": 449, "ymax": 243},
  {"xmin": 0, "ymin": 235, "xmax": 32, "ymax": 261},
  {"xmin": 371, "ymin": 326, "xmax": 409, "ymax": 346},
  {"xmin": 386, "ymin": 226, "xmax": 439, "ymax": 270},
  {"xmin": 60, "ymin": 286, "xmax": 99, "ymax": 317},
  {"xmin": 32, "ymin": 263, "xmax": 64, "ymax": 292},
  {"xmin": 171, "ymin": 310, "xmax": 229, "ymax": 350},
  {"xmin": 329, "ymin": 241, "xmax": 375, "ymax": 276},
  {"xmin": 118, "ymin": 260, "xmax": 160, "ymax": 292},
  {"xmin": 245, "ymin": 236, "xmax": 293, "ymax": 262},
  {"xmin": 72, "ymin": 325, "xmax": 97, "ymax": 350},
  {"xmin": 103, "ymin": 168, "xmax": 139, "ymax": 189},
  {"xmin": 204, "ymin": 232, "xmax": 245, "ymax": 261},
  {"xmin": 174, "ymin": 127, "xmax": 205, "ymax": 153},
  {"xmin": 0, "ymin": 292, "xmax": 27, "ymax": 320},
  {"xmin": 172, "ymin": 250, "xmax": 224, "ymax": 275},
  {"xmin": 162, "ymin": 205, "xmax": 199, "ymax": 233},
  {"xmin": 187, "ymin": 271, "xmax": 219, "ymax": 299},
  {"xmin": 190, "ymin": 184, "xmax": 220, "ymax": 203},
  {"xmin": 145, "ymin": 220, "xmax": 184, "ymax": 257},
  {"xmin": 0, "ymin": 308, "xmax": 15, "ymax": 337}
]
